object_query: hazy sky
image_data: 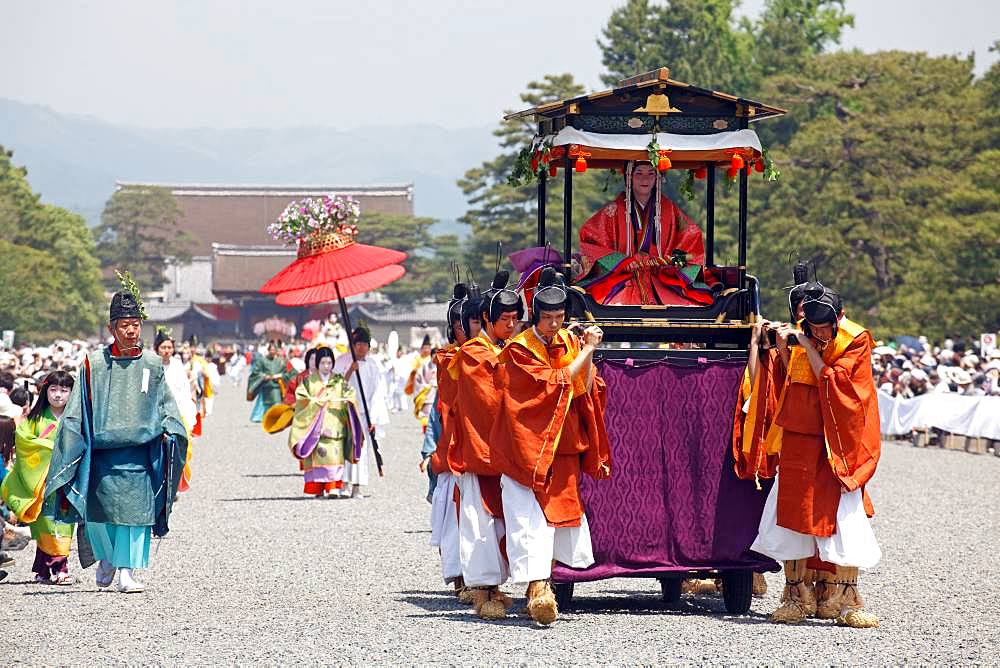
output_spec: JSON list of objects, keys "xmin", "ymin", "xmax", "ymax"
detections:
[{"xmin": 2, "ymin": 1, "xmax": 997, "ymax": 130}]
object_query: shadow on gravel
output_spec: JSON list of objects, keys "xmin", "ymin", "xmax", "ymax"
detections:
[
  {"xmin": 242, "ymin": 473, "xmax": 302, "ymax": 478},
  {"xmin": 219, "ymin": 496, "xmax": 324, "ymax": 502},
  {"xmin": 397, "ymin": 593, "xmax": 471, "ymax": 613},
  {"xmin": 402, "ymin": 530, "xmax": 432, "ymax": 534},
  {"xmin": 21, "ymin": 589, "xmax": 101, "ymax": 596}
]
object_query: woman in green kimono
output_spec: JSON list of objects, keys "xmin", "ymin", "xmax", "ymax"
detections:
[
  {"xmin": 247, "ymin": 341, "xmax": 291, "ymax": 423},
  {"xmin": 1, "ymin": 371, "xmax": 76, "ymax": 584},
  {"xmin": 289, "ymin": 347, "xmax": 363, "ymax": 497}
]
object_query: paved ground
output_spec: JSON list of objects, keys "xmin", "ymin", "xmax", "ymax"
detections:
[{"xmin": 5, "ymin": 383, "xmax": 999, "ymax": 665}]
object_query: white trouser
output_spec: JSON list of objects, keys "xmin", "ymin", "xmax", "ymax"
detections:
[
  {"xmin": 345, "ymin": 430, "xmax": 372, "ymax": 486},
  {"xmin": 456, "ymin": 473, "xmax": 508, "ymax": 587},
  {"xmin": 751, "ymin": 473, "xmax": 881, "ymax": 569},
  {"xmin": 429, "ymin": 472, "xmax": 461, "ymax": 584},
  {"xmin": 500, "ymin": 474, "xmax": 594, "ymax": 584}
]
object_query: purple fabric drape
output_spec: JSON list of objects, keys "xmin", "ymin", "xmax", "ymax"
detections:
[
  {"xmin": 293, "ymin": 408, "xmax": 324, "ymax": 459},
  {"xmin": 553, "ymin": 357, "xmax": 778, "ymax": 583}
]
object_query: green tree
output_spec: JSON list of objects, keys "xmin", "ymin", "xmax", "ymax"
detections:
[
  {"xmin": 752, "ymin": 0, "xmax": 853, "ymax": 78},
  {"xmin": 0, "ymin": 147, "xmax": 104, "ymax": 338},
  {"xmin": 749, "ymin": 51, "xmax": 990, "ymax": 338},
  {"xmin": 94, "ymin": 186, "xmax": 194, "ymax": 292},
  {"xmin": 358, "ymin": 212, "xmax": 463, "ymax": 304},
  {"xmin": 459, "ymin": 74, "xmax": 609, "ymax": 280},
  {"xmin": 598, "ymin": 0, "xmax": 754, "ymax": 92}
]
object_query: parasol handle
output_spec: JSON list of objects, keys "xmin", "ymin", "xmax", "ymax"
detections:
[{"xmin": 335, "ymin": 281, "xmax": 384, "ymax": 477}]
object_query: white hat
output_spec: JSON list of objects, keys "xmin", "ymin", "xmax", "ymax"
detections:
[
  {"xmin": 943, "ymin": 367, "xmax": 973, "ymax": 385},
  {"xmin": 911, "ymin": 368, "xmax": 928, "ymax": 382},
  {"xmin": 989, "ymin": 349, "xmax": 1000, "ymax": 360},
  {"xmin": 873, "ymin": 346, "xmax": 896, "ymax": 356},
  {"xmin": 879, "ymin": 382, "xmax": 894, "ymax": 394},
  {"xmin": 985, "ymin": 360, "xmax": 1000, "ymax": 373},
  {"xmin": 920, "ymin": 353, "xmax": 937, "ymax": 367},
  {"xmin": 0, "ymin": 392, "xmax": 20, "ymax": 419}
]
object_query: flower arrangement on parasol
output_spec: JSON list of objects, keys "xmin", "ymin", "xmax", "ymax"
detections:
[{"xmin": 260, "ymin": 194, "xmax": 409, "ymax": 476}]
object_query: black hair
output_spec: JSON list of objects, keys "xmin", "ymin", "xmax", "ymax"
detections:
[
  {"xmin": 27, "ymin": 370, "xmax": 74, "ymax": 424},
  {"xmin": 304, "ymin": 347, "xmax": 321, "ymax": 370},
  {"xmin": 314, "ymin": 347, "xmax": 335, "ymax": 366},
  {"xmin": 9, "ymin": 386, "xmax": 30, "ymax": 408},
  {"xmin": 0, "ymin": 371, "xmax": 13, "ymax": 392},
  {"xmin": 0, "ymin": 416, "xmax": 14, "ymax": 466},
  {"xmin": 461, "ymin": 292, "xmax": 483, "ymax": 339},
  {"xmin": 480, "ymin": 270, "xmax": 524, "ymax": 325},
  {"xmin": 530, "ymin": 268, "xmax": 569, "ymax": 325}
]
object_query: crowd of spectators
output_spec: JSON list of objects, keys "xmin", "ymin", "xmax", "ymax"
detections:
[{"xmin": 872, "ymin": 336, "xmax": 1000, "ymax": 398}]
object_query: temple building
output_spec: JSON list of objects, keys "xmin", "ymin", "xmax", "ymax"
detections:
[{"xmin": 131, "ymin": 182, "xmax": 414, "ymax": 342}]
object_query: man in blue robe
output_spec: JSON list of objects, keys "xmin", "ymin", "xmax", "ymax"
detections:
[{"xmin": 45, "ymin": 281, "xmax": 188, "ymax": 593}]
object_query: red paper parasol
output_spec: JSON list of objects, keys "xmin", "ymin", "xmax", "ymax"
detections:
[
  {"xmin": 275, "ymin": 264, "xmax": 406, "ymax": 306},
  {"xmin": 260, "ymin": 233, "xmax": 406, "ymax": 294}
]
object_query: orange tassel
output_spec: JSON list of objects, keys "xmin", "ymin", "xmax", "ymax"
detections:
[
  {"xmin": 694, "ymin": 167, "xmax": 707, "ymax": 180},
  {"xmin": 548, "ymin": 164, "xmax": 557, "ymax": 178},
  {"xmin": 731, "ymin": 152, "xmax": 744, "ymax": 170},
  {"xmin": 575, "ymin": 156, "xmax": 587, "ymax": 173}
]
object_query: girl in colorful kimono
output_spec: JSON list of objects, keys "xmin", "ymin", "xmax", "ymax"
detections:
[
  {"xmin": 156, "ymin": 329, "xmax": 198, "ymax": 493},
  {"xmin": 0, "ymin": 370, "xmax": 76, "ymax": 584},
  {"xmin": 289, "ymin": 347, "xmax": 362, "ymax": 498}
]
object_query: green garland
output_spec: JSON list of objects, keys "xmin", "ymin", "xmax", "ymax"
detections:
[{"xmin": 115, "ymin": 269, "xmax": 148, "ymax": 320}]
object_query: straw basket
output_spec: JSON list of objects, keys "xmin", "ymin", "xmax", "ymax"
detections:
[
  {"xmin": 965, "ymin": 436, "xmax": 988, "ymax": 455},
  {"xmin": 940, "ymin": 432, "xmax": 966, "ymax": 451},
  {"xmin": 911, "ymin": 428, "xmax": 932, "ymax": 448}
]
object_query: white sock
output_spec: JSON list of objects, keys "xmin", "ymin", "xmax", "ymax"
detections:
[{"xmin": 119, "ymin": 568, "xmax": 135, "ymax": 586}]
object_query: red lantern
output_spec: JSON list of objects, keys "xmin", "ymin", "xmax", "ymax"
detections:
[
  {"xmin": 694, "ymin": 167, "xmax": 707, "ymax": 180},
  {"xmin": 726, "ymin": 166, "xmax": 738, "ymax": 179},
  {"xmin": 531, "ymin": 155, "xmax": 539, "ymax": 172},
  {"xmin": 754, "ymin": 159, "xmax": 765, "ymax": 173},
  {"xmin": 548, "ymin": 164, "xmax": 557, "ymax": 178},
  {"xmin": 575, "ymin": 156, "xmax": 588, "ymax": 173},
  {"xmin": 731, "ymin": 152, "xmax": 744, "ymax": 170}
]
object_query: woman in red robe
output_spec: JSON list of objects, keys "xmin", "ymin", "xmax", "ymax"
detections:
[{"xmin": 578, "ymin": 161, "xmax": 707, "ymax": 305}]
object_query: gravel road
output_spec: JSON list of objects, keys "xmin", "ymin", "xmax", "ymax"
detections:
[{"xmin": 5, "ymin": 384, "xmax": 998, "ymax": 665}]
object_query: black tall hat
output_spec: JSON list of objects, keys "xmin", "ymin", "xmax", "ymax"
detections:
[
  {"xmin": 801, "ymin": 282, "xmax": 841, "ymax": 325},
  {"xmin": 351, "ymin": 326, "xmax": 372, "ymax": 345},
  {"xmin": 447, "ymin": 283, "xmax": 468, "ymax": 323},
  {"xmin": 787, "ymin": 261, "xmax": 811, "ymax": 321},
  {"xmin": 421, "ymin": 334, "xmax": 432, "ymax": 347},
  {"xmin": 110, "ymin": 290, "xmax": 143, "ymax": 323},
  {"xmin": 461, "ymin": 278, "xmax": 483, "ymax": 337},
  {"xmin": 482, "ymin": 270, "xmax": 523, "ymax": 323},
  {"xmin": 532, "ymin": 267, "xmax": 569, "ymax": 315}
]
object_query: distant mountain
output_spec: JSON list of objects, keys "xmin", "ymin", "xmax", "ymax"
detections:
[{"xmin": 0, "ymin": 98, "xmax": 499, "ymax": 227}]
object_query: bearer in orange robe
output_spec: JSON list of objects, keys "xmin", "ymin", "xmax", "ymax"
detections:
[
  {"xmin": 425, "ymin": 282, "xmax": 476, "ymax": 602},
  {"xmin": 578, "ymin": 161, "xmax": 706, "ymax": 305},
  {"xmin": 751, "ymin": 283, "xmax": 881, "ymax": 628},
  {"xmin": 446, "ymin": 271, "xmax": 521, "ymax": 620},
  {"xmin": 490, "ymin": 268, "xmax": 612, "ymax": 625}
]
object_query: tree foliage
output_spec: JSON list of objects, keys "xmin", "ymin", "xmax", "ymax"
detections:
[
  {"xmin": 358, "ymin": 212, "xmax": 463, "ymax": 304},
  {"xmin": 459, "ymin": 74, "xmax": 610, "ymax": 280},
  {"xmin": 458, "ymin": 1, "xmax": 997, "ymax": 340},
  {"xmin": 598, "ymin": 0, "xmax": 851, "ymax": 94},
  {"xmin": 750, "ymin": 51, "xmax": 997, "ymax": 338},
  {"xmin": 0, "ymin": 147, "xmax": 104, "ymax": 340},
  {"xmin": 94, "ymin": 186, "xmax": 194, "ymax": 292}
]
